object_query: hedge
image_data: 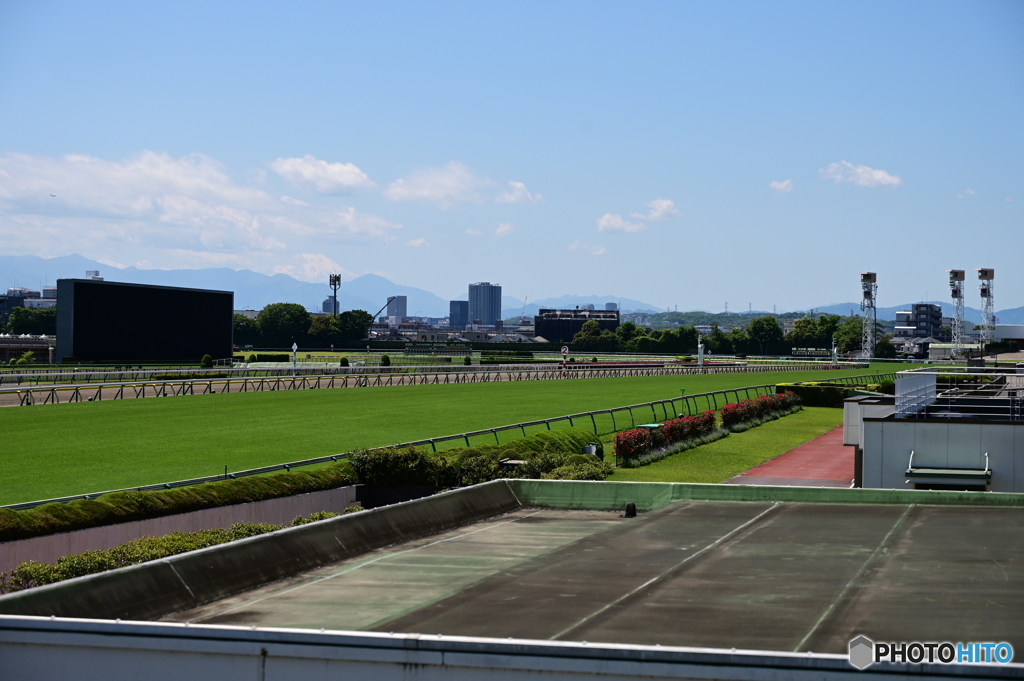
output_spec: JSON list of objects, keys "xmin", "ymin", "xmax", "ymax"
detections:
[
  {"xmin": 613, "ymin": 411, "xmax": 716, "ymax": 464},
  {"xmin": 0, "ymin": 511, "xmax": 352, "ymax": 594},
  {"xmin": 720, "ymin": 392, "xmax": 800, "ymax": 428},
  {"xmin": 776, "ymin": 382, "xmax": 874, "ymax": 408},
  {"xmin": 350, "ymin": 429, "xmax": 609, "ymax": 487},
  {"xmin": 0, "ymin": 463, "xmax": 357, "ymax": 543}
]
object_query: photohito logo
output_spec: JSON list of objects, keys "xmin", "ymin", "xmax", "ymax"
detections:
[{"xmin": 848, "ymin": 636, "xmax": 1014, "ymax": 670}]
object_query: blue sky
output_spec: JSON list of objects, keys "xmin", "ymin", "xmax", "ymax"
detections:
[{"xmin": 1, "ymin": 0, "xmax": 1021, "ymax": 310}]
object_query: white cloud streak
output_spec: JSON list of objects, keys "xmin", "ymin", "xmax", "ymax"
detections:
[
  {"xmin": 496, "ymin": 180, "xmax": 543, "ymax": 204},
  {"xmin": 0, "ymin": 151, "xmax": 400, "ymax": 275},
  {"xmin": 406, "ymin": 238, "xmax": 429, "ymax": 248},
  {"xmin": 956, "ymin": 188, "xmax": 976, "ymax": 199},
  {"xmin": 630, "ymin": 198, "xmax": 679, "ymax": 221},
  {"xmin": 569, "ymin": 239, "xmax": 606, "ymax": 255},
  {"xmin": 269, "ymin": 155, "xmax": 374, "ymax": 194},
  {"xmin": 597, "ymin": 213, "xmax": 645, "ymax": 233},
  {"xmin": 769, "ymin": 180, "xmax": 793, "ymax": 194},
  {"xmin": 383, "ymin": 161, "xmax": 491, "ymax": 207},
  {"xmin": 820, "ymin": 160, "xmax": 902, "ymax": 187},
  {"xmin": 495, "ymin": 222, "xmax": 515, "ymax": 237}
]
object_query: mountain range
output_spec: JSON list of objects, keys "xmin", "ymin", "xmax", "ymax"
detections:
[{"xmin": 2, "ymin": 254, "xmax": 1021, "ymax": 323}]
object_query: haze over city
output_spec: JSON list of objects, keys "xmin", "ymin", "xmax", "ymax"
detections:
[{"xmin": 1, "ymin": 1, "xmax": 1021, "ymax": 310}]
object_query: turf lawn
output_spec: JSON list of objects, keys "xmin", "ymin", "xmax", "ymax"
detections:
[
  {"xmin": 607, "ymin": 406, "xmax": 843, "ymax": 484},
  {"xmin": 1, "ymin": 365, "xmax": 895, "ymax": 504}
]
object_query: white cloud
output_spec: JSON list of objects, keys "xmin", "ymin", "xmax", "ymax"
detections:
[
  {"xmin": 630, "ymin": 198, "xmax": 680, "ymax": 221},
  {"xmin": 0, "ymin": 151, "xmax": 400, "ymax": 274},
  {"xmin": 496, "ymin": 180, "xmax": 543, "ymax": 204},
  {"xmin": 271, "ymin": 253, "xmax": 353, "ymax": 283},
  {"xmin": 383, "ymin": 161, "xmax": 491, "ymax": 207},
  {"xmin": 769, "ymin": 180, "xmax": 793, "ymax": 194},
  {"xmin": 955, "ymin": 188, "xmax": 976, "ymax": 199},
  {"xmin": 269, "ymin": 155, "xmax": 374, "ymax": 194},
  {"xmin": 820, "ymin": 160, "xmax": 902, "ymax": 187},
  {"xmin": 597, "ymin": 213, "xmax": 645, "ymax": 233},
  {"xmin": 495, "ymin": 222, "xmax": 515, "ymax": 237},
  {"xmin": 465, "ymin": 228, "xmax": 482, "ymax": 236},
  {"xmin": 569, "ymin": 239, "xmax": 606, "ymax": 256},
  {"xmin": 1006, "ymin": 197, "xmax": 1014, "ymax": 202},
  {"xmin": 406, "ymin": 238, "xmax": 429, "ymax": 248}
]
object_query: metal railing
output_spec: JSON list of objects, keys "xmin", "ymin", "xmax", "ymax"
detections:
[
  {"xmin": 2, "ymin": 383, "xmax": 786, "ymax": 510},
  {"xmin": 2, "ymin": 362, "xmax": 861, "ymax": 407},
  {"xmin": 4, "ymin": 371, "xmax": 888, "ymax": 510}
]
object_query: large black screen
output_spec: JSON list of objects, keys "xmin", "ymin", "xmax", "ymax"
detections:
[{"xmin": 56, "ymin": 280, "xmax": 233, "ymax": 362}]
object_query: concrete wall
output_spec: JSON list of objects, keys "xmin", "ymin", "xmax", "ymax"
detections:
[
  {"xmin": 0, "ymin": 486, "xmax": 359, "ymax": 574},
  {"xmin": 3, "ymin": 616, "xmax": 1018, "ymax": 681},
  {"xmin": 862, "ymin": 418, "xmax": 1024, "ymax": 492},
  {"xmin": 0, "ymin": 481, "xmax": 521, "ymax": 621}
]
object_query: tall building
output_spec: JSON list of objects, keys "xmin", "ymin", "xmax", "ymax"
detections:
[
  {"xmin": 387, "ymin": 295, "xmax": 407, "ymax": 320},
  {"xmin": 322, "ymin": 297, "xmax": 337, "ymax": 314},
  {"xmin": 605, "ymin": 302, "xmax": 618, "ymax": 311},
  {"xmin": 894, "ymin": 304, "xmax": 943, "ymax": 339},
  {"xmin": 449, "ymin": 300, "xmax": 469, "ymax": 330},
  {"xmin": 468, "ymin": 282, "xmax": 502, "ymax": 326}
]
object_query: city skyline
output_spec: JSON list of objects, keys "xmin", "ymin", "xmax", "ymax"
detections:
[{"xmin": 1, "ymin": 2, "xmax": 1022, "ymax": 310}]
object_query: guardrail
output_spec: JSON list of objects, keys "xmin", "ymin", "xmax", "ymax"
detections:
[
  {"xmin": 2, "ymin": 362, "xmax": 865, "ymax": 407},
  {"xmin": 3, "ymin": 370, "xmax": 887, "ymax": 510},
  {"xmin": 3, "ymin": 383, "xmax": 790, "ymax": 510}
]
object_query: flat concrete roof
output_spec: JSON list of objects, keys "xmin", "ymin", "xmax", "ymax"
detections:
[{"xmin": 164, "ymin": 499, "xmax": 1024, "ymax": 655}]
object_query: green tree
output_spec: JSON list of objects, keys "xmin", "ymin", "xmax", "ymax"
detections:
[
  {"xmin": 7, "ymin": 307, "xmax": 57, "ymax": 335},
  {"xmin": 815, "ymin": 314, "xmax": 842, "ymax": 347},
  {"xmin": 746, "ymin": 316, "xmax": 783, "ymax": 355},
  {"xmin": 874, "ymin": 337, "xmax": 897, "ymax": 358},
  {"xmin": 786, "ymin": 317, "xmax": 820, "ymax": 348},
  {"xmin": 256, "ymin": 303, "xmax": 312, "ymax": 348},
  {"xmin": 833, "ymin": 316, "xmax": 863, "ymax": 353},
  {"xmin": 615, "ymin": 321, "xmax": 640, "ymax": 345},
  {"xmin": 727, "ymin": 328, "xmax": 749, "ymax": 355},
  {"xmin": 705, "ymin": 324, "xmax": 732, "ymax": 354},
  {"xmin": 337, "ymin": 310, "xmax": 373, "ymax": 345},
  {"xmin": 232, "ymin": 313, "xmax": 259, "ymax": 347}
]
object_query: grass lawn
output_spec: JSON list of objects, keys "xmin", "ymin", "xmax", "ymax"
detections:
[
  {"xmin": 607, "ymin": 407, "xmax": 844, "ymax": 484},
  {"xmin": 0, "ymin": 365, "xmax": 892, "ymax": 504}
]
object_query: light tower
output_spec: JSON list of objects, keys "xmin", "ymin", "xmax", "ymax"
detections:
[
  {"xmin": 328, "ymin": 273, "xmax": 342, "ymax": 317},
  {"xmin": 977, "ymin": 268, "xmax": 995, "ymax": 348},
  {"xmin": 948, "ymin": 270, "xmax": 965, "ymax": 359},
  {"xmin": 860, "ymin": 272, "xmax": 877, "ymax": 359}
]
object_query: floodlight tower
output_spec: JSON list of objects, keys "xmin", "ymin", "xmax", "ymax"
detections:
[
  {"xmin": 860, "ymin": 272, "xmax": 877, "ymax": 359},
  {"xmin": 328, "ymin": 273, "xmax": 342, "ymax": 317},
  {"xmin": 977, "ymin": 268, "xmax": 995, "ymax": 348},
  {"xmin": 948, "ymin": 270, "xmax": 965, "ymax": 358}
]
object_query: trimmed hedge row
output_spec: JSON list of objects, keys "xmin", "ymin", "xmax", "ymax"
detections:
[
  {"xmin": 0, "ymin": 511, "xmax": 350, "ymax": 594},
  {"xmin": 350, "ymin": 429, "xmax": 610, "ymax": 487},
  {"xmin": 0, "ymin": 463, "xmax": 357, "ymax": 543}
]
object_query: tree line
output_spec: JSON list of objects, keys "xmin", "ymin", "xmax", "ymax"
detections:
[
  {"xmin": 233, "ymin": 303, "xmax": 373, "ymax": 348},
  {"xmin": 4, "ymin": 308, "xmax": 57, "ymax": 335},
  {"xmin": 572, "ymin": 314, "xmax": 896, "ymax": 357}
]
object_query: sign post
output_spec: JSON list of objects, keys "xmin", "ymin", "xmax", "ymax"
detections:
[
  {"xmin": 292, "ymin": 342, "xmax": 298, "ymax": 376},
  {"xmin": 561, "ymin": 345, "xmax": 569, "ymax": 378}
]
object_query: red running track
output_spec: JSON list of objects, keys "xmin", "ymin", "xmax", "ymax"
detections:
[{"xmin": 725, "ymin": 426, "xmax": 853, "ymax": 488}]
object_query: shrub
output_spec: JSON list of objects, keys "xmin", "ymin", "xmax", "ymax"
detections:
[
  {"xmin": 380, "ymin": 354, "xmax": 391, "ymax": 366},
  {"xmin": 339, "ymin": 356, "xmax": 349, "ymax": 367},
  {"xmin": 464, "ymin": 356, "xmax": 472, "ymax": 365},
  {"xmin": 0, "ymin": 513, "xmax": 341, "ymax": 594},
  {"xmin": 542, "ymin": 459, "xmax": 613, "ymax": 480},
  {"xmin": 720, "ymin": 393, "xmax": 801, "ymax": 429},
  {"xmin": 775, "ymin": 383, "xmax": 846, "ymax": 408},
  {"xmin": 878, "ymin": 379, "xmax": 895, "ymax": 395},
  {"xmin": 350, "ymin": 446, "xmax": 453, "ymax": 487},
  {"xmin": 200, "ymin": 354, "xmax": 213, "ymax": 368},
  {"xmin": 0, "ymin": 462, "xmax": 357, "ymax": 543},
  {"xmin": 247, "ymin": 353, "xmax": 257, "ymax": 362},
  {"xmin": 614, "ymin": 429, "xmax": 653, "ymax": 462}
]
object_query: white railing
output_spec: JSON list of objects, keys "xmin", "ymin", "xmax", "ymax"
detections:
[{"xmin": 896, "ymin": 372, "xmax": 936, "ymax": 418}]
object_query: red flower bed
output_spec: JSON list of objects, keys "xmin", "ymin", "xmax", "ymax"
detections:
[
  {"xmin": 613, "ymin": 428, "xmax": 653, "ymax": 461},
  {"xmin": 720, "ymin": 392, "xmax": 800, "ymax": 427}
]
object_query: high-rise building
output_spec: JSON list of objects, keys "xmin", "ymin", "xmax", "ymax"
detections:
[
  {"xmin": 322, "ymin": 297, "xmax": 337, "ymax": 314},
  {"xmin": 449, "ymin": 300, "xmax": 469, "ymax": 330},
  {"xmin": 894, "ymin": 304, "xmax": 943, "ymax": 339},
  {"xmin": 605, "ymin": 302, "xmax": 618, "ymax": 311},
  {"xmin": 387, "ymin": 295, "xmax": 408, "ymax": 320},
  {"xmin": 468, "ymin": 282, "xmax": 502, "ymax": 326}
]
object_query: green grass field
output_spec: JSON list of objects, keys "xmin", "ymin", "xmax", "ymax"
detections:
[
  {"xmin": 607, "ymin": 407, "xmax": 843, "ymax": 484},
  {"xmin": 0, "ymin": 365, "xmax": 896, "ymax": 504}
]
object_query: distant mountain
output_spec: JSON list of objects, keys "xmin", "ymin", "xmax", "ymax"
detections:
[
  {"xmin": 501, "ymin": 294, "xmax": 662, "ymax": 318},
  {"xmin": 0, "ymin": 254, "xmax": 449, "ymax": 316}
]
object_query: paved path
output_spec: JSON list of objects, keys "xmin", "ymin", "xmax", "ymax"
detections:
[{"xmin": 725, "ymin": 425, "xmax": 852, "ymax": 488}]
